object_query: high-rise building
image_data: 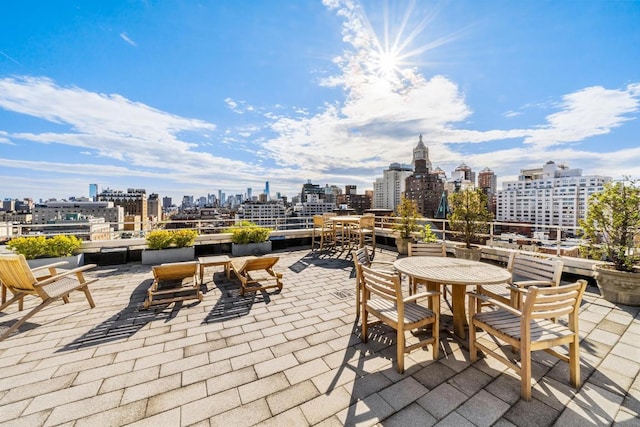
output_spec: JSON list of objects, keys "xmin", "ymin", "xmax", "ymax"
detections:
[
  {"xmin": 496, "ymin": 161, "xmax": 611, "ymax": 233},
  {"xmin": 404, "ymin": 135, "xmax": 444, "ymax": 217},
  {"xmin": 162, "ymin": 196, "xmax": 172, "ymax": 209},
  {"xmin": 301, "ymin": 180, "xmax": 323, "ymax": 202},
  {"xmin": 89, "ymin": 184, "xmax": 98, "ymax": 201},
  {"xmin": 97, "ymin": 188, "xmax": 148, "ymax": 229},
  {"xmin": 337, "ymin": 185, "xmax": 371, "ymax": 214},
  {"xmin": 451, "ymin": 162, "xmax": 476, "ymax": 184},
  {"xmin": 265, "ymin": 181, "xmax": 270, "ymax": 200},
  {"xmin": 478, "ymin": 167, "xmax": 498, "ymax": 214},
  {"xmin": 33, "ymin": 201, "xmax": 124, "ymax": 232},
  {"xmin": 247, "ymin": 187, "xmax": 252, "ymax": 201},
  {"xmin": 373, "ymin": 163, "xmax": 413, "ymax": 210},
  {"xmin": 147, "ymin": 193, "xmax": 162, "ymax": 222}
]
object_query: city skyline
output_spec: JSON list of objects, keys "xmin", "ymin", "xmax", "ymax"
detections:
[{"xmin": 1, "ymin": 1, "xmax": 639, "ymax": 203}]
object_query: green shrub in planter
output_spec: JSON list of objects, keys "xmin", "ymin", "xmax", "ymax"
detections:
[
  {"xmin": 145, "ymin": 229, "xmax": 198, "ymax": 250},
  {"xmin": 7, "ymin": 235, "xmax": 82, "ymax": 259},
  {"xmin": 226, "ymin": 221, "xmax": 271, "ymax": 244}
]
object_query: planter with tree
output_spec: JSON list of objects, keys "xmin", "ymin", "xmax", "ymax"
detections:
[
  {"xmin": 6, "ymin": 235, "xmax": 84, "ymax": 268},
  {"xmin": 580, "ymin": 178, "xmax": 640, "ymax": 306},
  {"xmin": 393, "ymin": 196, "xmax": 420, "ymax": 255},
  {"xmin": 141, "ymin": 229, "xmax": 198, "ymax": 265},
  {"xmin": 227, "ymin": 221, "xmax": 273, "ymax": 256},
  {"xmin": 448, "ymin": 188, "xmax": 493, "ymax": 261}
]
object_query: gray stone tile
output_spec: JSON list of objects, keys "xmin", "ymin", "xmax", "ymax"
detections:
[
  {"xmin": 209, "ymin": 398, "xmax": 272, "ymax": 427},
  {"xmin": 336, "ymin": 392, "xmax": 395, "ymax": 427},
  {"xmin": 456, "ymin": 389, "xmax": 510, "ymax": 427},
  {"xmin": 503, "ymin": 398, "xmax": 559, "ymax": 427},
  {"xmin": 379, "ymin": 376, "xmax": 429, "ymax": 411},
  {"xmin": 180, "ymin": 388, "xmax": 241, "ymax": 426},
  {"xmin": 417, "ymin": 382, "xmax": 468, "ymax": 420},
  {"xmin": 238, "ymin": 372, "xmax": 290, "ymax": 404},
  {"xmin": 266, "ymin": 380, "xmax": 320, "ymax": 415},
  {"xmin": 380, "ymin": 402, "xmax": 437, "ymax": 427}
]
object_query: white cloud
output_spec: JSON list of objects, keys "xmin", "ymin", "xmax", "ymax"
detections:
[{"xmin": 119, "ymin": 32, "xmax": 137, "ymax": 47}]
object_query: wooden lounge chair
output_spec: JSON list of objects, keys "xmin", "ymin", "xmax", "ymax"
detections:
[
  {"xmin": 0, "ymin": 254, "xmax": 97, "ymax": 341},
  {"xmin": 468, "ymin": 280, "xmax": 587, "ymax": 400},
  {"xmin": 360, "ymin": 264, "xmax": 440, "ymax": 373},
  {"xmin": 144, "ymin": 261, "xmax": 203, "ymax": 309},
  {"xmin": 230, "ymin": 256, "xmax": 283, "ymax": 295}
]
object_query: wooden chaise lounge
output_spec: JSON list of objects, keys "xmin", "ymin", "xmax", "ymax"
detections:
[
  {"xmin": 143, "ymin": 261, "xmax": 203, "ymax": 308},
  {"xmin": 230, "ymin": 256, "xmax": 283, "ymax": 295}
]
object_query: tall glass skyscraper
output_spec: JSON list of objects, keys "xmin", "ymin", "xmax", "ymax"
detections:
[{"xmin": 89, "ymin": 183, "xmax": 98, "ymax": 201}]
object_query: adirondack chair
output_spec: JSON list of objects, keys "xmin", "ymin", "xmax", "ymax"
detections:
[
  {"xmin": 231, "ymin": 256, "xmax": 283, "ymax": 295},
  {"xmin": 0, "ymin": 254, "xmax": 97, "ymax": 341}
]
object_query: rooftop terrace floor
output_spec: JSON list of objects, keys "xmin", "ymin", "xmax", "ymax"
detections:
[{"xmin": 1, "ymin": 247, "xmax": 639, "ymax": 426}]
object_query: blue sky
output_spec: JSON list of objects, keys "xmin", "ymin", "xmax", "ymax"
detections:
[{"xmin": 1, "ymin": 0, "xmax": 639, "ymax": 203}]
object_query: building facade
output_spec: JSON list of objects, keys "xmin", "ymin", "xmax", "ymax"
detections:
[
  {"xmin": 404, "ymin": 135, "xmax": 445, "ymax": 217},
  {"xmin": 33, "ymin": 201, "xmax": 124, "ymax": 231},
  {"xmin": 496, "ymin": 161, "xmax": 611, "ymax": 233},
  {"xmin": 237, "ymin": 201, "xmax": 287, "ymax": 227},
  {"xmin": 373, "ymin": 163, "xmax": 413, "ymax": 211},
  {"xmin": 478, "ymin": 167, "xmax": 498, "ymax": 214},
  {"xmin": 98, "ymin": 188, "xmax": 148, "ymax": 229}
]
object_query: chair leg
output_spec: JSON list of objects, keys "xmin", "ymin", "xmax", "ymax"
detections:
[
  {"xmin": 81, "ymin": 286, "xmax": 96, "ymax": 308},
  {"xmin": 396, "ymin": 328, "xmax": 405, "ymax": 373},
  {"xmin": 355, "ymin": 280, "xmax": 360, "ymax": 319},
  {"xmin": 521, "ymin": 346, "xmax": 532, "ymax": 400},
  {"xmin": 361, "ymin": 309, "xmax": 368, "ymax": 343},
  {"xmin": 569, "ymin": 337, "xmax": 580, "ymax": 388}
]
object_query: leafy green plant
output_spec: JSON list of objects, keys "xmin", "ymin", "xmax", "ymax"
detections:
[
  {"xmin": 579, "ymin": 178, "xmax": 640, "ymax": 272},
  {"xmin": 448, "ymin": 188, "xmax": 493, "ymax": 249},
  {"xmin": 393, "ymin": 196, "xmax": 420, "ymax": 240},
  {"xmin": 7, "ymin": 235, "xmax": 82, "ymax": 259},
  {"xmin": 145, "ymin": 229, "xmax": 198, "ymax": 250},
  {"xmin": 421, "ymin": 223, "xmax": 438, "ymax": 243},
  {"xmin": 226, "ymin": 221, "xmax": 271, "ymax": 244}
]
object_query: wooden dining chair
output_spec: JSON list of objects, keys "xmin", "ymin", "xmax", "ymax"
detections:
[
  {"xmin": 352, "ymin": 246, "xmax": 396, "ymax": 317},
  {"xmin": 311, "ymin": 215, "xmax": 335, "ymax": 252},
  {"xmin": 355, "ymin": 214, "xmax": 376, "ymax": 251},
  {"xmin": 407, "ymin": 242, "xmax": 447, "ymax": 297},
  {"xmin": 468, "ymin": 280, "xmax": 587, "ymax": 400},
  {"xmin": 360, "ymin": 264, "xmax": 440, "ymax": 373}
]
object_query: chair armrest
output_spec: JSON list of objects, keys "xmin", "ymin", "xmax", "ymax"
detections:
[
  {"xmin": 467, "ymin": 291, "xmax": 522, "ymax": 316},
  {"xmin": 512, "ymin": 280, "xmax": 554, "ymax": 289},
  {"xmin": 404, "ymin": 290, "xmax": 441, "ymax": 303},
  {"xmin": 31, "ymin": 261, "xmax": 70, "ymax": 272},
  {"xmin": 37, "ymin": 264, "xmax": 97, "ymax": 286}
]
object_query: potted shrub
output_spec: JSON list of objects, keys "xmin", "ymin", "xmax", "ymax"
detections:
[
  {"xmin": 448, "ymin": 188, "xmax": 493, "ymax": 261},
  {"xmin": 421, "ymin": 223, "xmax": 438, "ymax": 243},
  {"xmin": 580, "ymin": 178, "xmax": 640, "ymax": 305},
  {"xmin": 227, "ymin": 221, "xmax": 272, "ymax": 256},
  {"xmin": 6, "ymin": 235, "xmax": 84, "ymax": 268},
  {"xmin": 141, "ymin": 229, "xmax": 198, "ymax": 265},
  {"xmin": 393, "ymin": 196, "xmax": 420, "ymax": 255}
]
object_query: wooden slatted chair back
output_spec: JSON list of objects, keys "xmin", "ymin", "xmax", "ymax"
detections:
[
  {"xmin": 0, "ymin": 254, "xmax": 39, "ymax": 294},
  {"xmin": 313, "ymin": 215, "xmax": 324, "ymax": 228},
  {"xmin": 238, "ymin": 256, "xmax": 279, "ymax": 273},
  {"xmin": 509, "ymin": 253, "xmax": 563, "ymax": 285},
  {"xmin": 523, "ymin": 281, "xmax": 585, "ymax": 321},
  {"xmin": 152, "ymin": 261, "xmax": 198, "ymax": 282},
  {"xmin": 360, "ymin": 264, "xmax": 399, "ymax": 303}
]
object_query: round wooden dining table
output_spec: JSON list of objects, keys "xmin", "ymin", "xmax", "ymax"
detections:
[{"xmin": 393, "ymin": 256, "xmax": 512, "ymax": 340}]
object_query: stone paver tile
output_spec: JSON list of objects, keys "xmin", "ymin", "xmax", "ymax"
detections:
[
  {"xmin": 300, "ymin": 386, "xmax": 352, "ymax": 425},
  {"xmin": 412, "ymin": 361, "xmax": 457, "ymax": 390},
  {"xmin": 43, "ymin": 390, "xmax": 124, "ymax": 427},
  {"xmin": 311, "ymin": 365, "xmax": 360, "ymax": 394},
  {"xmin": 0, "ymin": 373, "xmax": 75, "ymax": 405},
  {"xmin": 294, "ymin": 343, "xmax": 335, "ymax": 364},
  {"xmin": 503, "ymin": 398, "xmax": 559, "ymax": 427},
  {"xmin": 260, "ymin": 322, "xmax": 296, "ymax": 338},
  {"xmin": 226, "ymin": 330, "xmax": 263, "ymax": 346},
  {"xmin": 448, "ymin": 366, "xmax": 493, "ymax": 397},
  {"xmin": 0, "ymin": 367, "xmax": 57, "ymax": 392},
  {"xmin": 208, "ymin": 342, "xmax": 251, "ymax": 363},
  {"xmin": 72, "ymin": 359, "xmax": 135, "ymax": 385},
  {"xmin": 126, "ymin": 408, "xmax": 180, "ymax": 427},
  {"xmin": 93, "ymin": 338, "xmax": 146, "ymax": 357},
  {"xmin": 74, "ymin": 400, "xmax": 148, "ymax": 427},
  {"xmin": 614, "ymin": 408, "xmax": 640, "ymax": 426},
  {"xmin": 306, "ymin": 329, "xmax": 341, "ymax": 346},
  {"xmin": 381, "ymin": 402, "xmax": 437, "ymax": 427},
  {"xmin": 209, "ymin": 398, "xmax": 272, "ymax": 427},
  {"xmin": 584, "ymin": 366, "xmax": 635, "ymax": 398},
  {"xmin": 379, "ymin": 376, "xmax": 429, "ymax": 411},
  {"xmin": 0, "ymin": 410, "xmax": 50, "ymax": 427},
  {"xmin": 181, "ymin": 388, "xmax": 240, "ymax": 426},
  {"xmin": 163, "ymin": 333, "xmax": 207, "ymax": 352},
  {"xmin": 554, "ymin": 399, "xmax": 615, "ymax": 426},
  {"xmin": 143, "ymin": 329, "xmax": 186, "ymax": 346},
  {"xmin": 586, "ymin": 328, "xmax": 621, "ymax": 346},
  {"xmin": 206, "ymin": 366, "xmax": 258, "ymax": 396},
  {"xmin": 160, "ymin": 352, "xmax": 209, "ymax": 377},
  {"xmin": 0, "ymin": 399, "xmax": 30, "ymax": 423},
  {"xmin": 266, "ymin": 380, "xmax": 320, "ymax": 415},
  {"xmin": 183, "ymin": 338, "xmax": 227, "ymax": 357},
  {"xmin": 238, "ymin": 372, "xmax": 290, "ymax": 404},
  {"xmin": 599, "ymin": 353, "xmax": 640, "ymax": 381},
  {"xmin": 112, "ymin": 343, "xmax": 164, "ymax": 364},
  {"xmin": 284, "ymin": 325, "xmax": 317, "ymax": 341},
  {"xmin": 248, "ymin": 333, "xmax": 287, "ymax": 352},
  {"xmin": 417, "ymin": 382, "xmax": 468, "ymax": 420},
  {"xmin": 120, "ymin": 373, "xmax": 182, "ymax": 405},
  {"xmin": 313, "ymin": 415, "xmax": 344, "ymax": 427},
  {"xmin": 434, "ymin": 410, "xmax": 476, "ymax": 427},
  {"xmin": 284, "ymin": 357, "xmax": 330, "ymax": 385},
  {"xmin": 24, "ymin": 380, "xmax": 101, "ymax": 415},
  {"xmin": 134, "ymin": 348, "xmax": 183, "ymax": 371},
  {"xmin": 485, "ymin": 372, "xmax": 524, "ymax": 406},
  {"xmin": 272, "ymin": 312, "xmax": 304, "ymax": 326},
  {"xmin": 456, "ymin": 389, "xmax": 510, "ymax": 427},
  {"xmin": 183, "ymin": 359, "xmax": 232, "ymax": 386},
  {"xmin": 0, "ymin": 359, "xmax": 38, "ymax": 380},
  {"xmin": 622, "ymin": 386, "xmax": 640, "ymax": 415},
  {"xmin": 254, "ymin": 353, "xmax": 298, "ymax": 379},
  {"xmin": 611, "ymin": 341, "xmax": 640, "ymax": 363},
  {"xmin": 271, "ymin": 337, "xmax": 309, "ymax": 358},
  {"xmin": 100, "ymin": 366, "xmax": 160, "ymax": 393},
  {"xmin": 230, "ymin": 347, "xmax": 274, "ymax": 371},
  {"xmin": 53, "ymin": 353, "xmax": 115, "ymax": 377},
  {"xmin": 336, "ymin": 392, "xmax": 395, "ymax": 427},
  {"xmin": 257, "ymin": 407, "xmax": 310, "ymax": 427},
  {"xmin": 146, "ymin": 381, "xmax": 207, "ymax": 416},
  {"xmin": 571, "ymin": 382, "xmax": 625, "ymax": 421}
]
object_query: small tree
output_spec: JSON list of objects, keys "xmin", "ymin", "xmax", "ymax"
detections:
[
  {"xmin": 393, "ymin": 196, "xmax": 420, "ymax": 240},
  {"xmin": 448, "ymin": 189, "xmax": 493, "ymax": 249},
  {"xmin": 226, "ymin": 221, "xmax": 271, "ymax": 244},
  {"xmin": 580, "ymin": 178, "xmax": 640, "ymax": 272},
  {"xmin": 421, "ymin": 223, "xmax": 438, "ymax": 243}
]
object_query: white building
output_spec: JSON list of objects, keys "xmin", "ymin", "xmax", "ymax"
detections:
[
  {"xmin": 292, "ymin": 194, "xmax": 336, "ymax": 217},
  {"xmin": 373, "ymin": 163, "xmax": 413, "ymax": 211},
  {"xmin": 237, "ymin": 200, "xmax": 287, "ymax": 227},
  {"xmin": 33, "ymin": 201, "xmax": 125, "ymax": 231},
  {"xmin": 496, "ymin": 161, "xmax": 611, "ymax": 233}
]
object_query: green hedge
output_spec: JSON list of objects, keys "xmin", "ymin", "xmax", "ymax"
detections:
[
  {"xmin": 146, "ymin": 229, "xmax": 198, "ymax": 250},
  {"xmin": 226, "ymin": 221, "xmax": 271, "ymax": 244},
  {"xmin": 7, "ymin": 235, "xmax": 82, "ymax": 259}
]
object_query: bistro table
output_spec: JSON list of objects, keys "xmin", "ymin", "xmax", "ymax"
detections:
[
  {"xmin": 327, "ymin": 215, "xmax": 362, "ymax": 249},
  {"xmin": 198, "ymin": 255, "xmax": 231, "ymax": 284},
  {"xmin": 393, "ymin": 256, "xmax": 512, "ymax": 340}
]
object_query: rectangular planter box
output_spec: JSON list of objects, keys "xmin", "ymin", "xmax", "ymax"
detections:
[
  {"xmin": 27, "ymin": 254, "xmax": 84, "ymax": 269},
  {"xmin": 141, "ymin": 247, "xmax": 195, "ymax": 265},
  {"xmin": 232, "ymin": 241, "xmax": 272, "ymax": 257}
]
